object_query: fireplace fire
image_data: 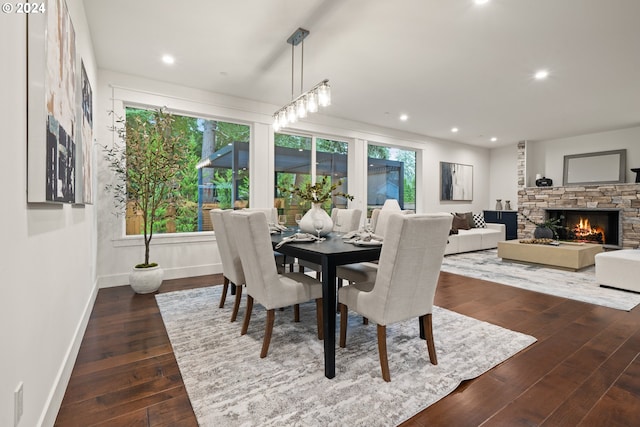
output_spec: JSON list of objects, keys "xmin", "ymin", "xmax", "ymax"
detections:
[
  {"xmin": 569, "ymin": 217, "xmax": 606, "ymax": 244},
  {"xmin": 546, "ymin": 209, "xmax": 621, "ymax": 248}
]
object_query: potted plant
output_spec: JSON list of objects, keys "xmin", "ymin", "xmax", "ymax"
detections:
[
  {"xmin": 279, "ymin": 176, "xmax": 353, "ymax": 236},
  {"xmin": 104, "ymin": 108, "xmax": 188, "ymax": 293},
  {"xmin": 522, "ymin": 213, "xmax": 565, "ymax": 239}
]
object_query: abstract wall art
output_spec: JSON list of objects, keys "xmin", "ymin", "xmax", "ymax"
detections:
[
  {"xmin": 28, "ymin": 0, "xmax": 77, "ymax": 203},
  {"xmin": 440, "ymin": 162, "xmax": 473, "ymax": 201}
]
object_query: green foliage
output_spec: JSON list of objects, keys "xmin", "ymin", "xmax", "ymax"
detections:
[
  {"xmin": 104, "ymin": 107, "xmax": 189, "ymax": 265},
  {"xmin": 279, "ymin": 175, "xmax": 353, "ymax": 204}
]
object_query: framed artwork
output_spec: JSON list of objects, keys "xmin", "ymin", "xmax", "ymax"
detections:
[
  {"xmin": 440, "ymin": 162, "xmax": 473, "ymax": 201},
  {"xmin": 76, "ymin": 60, "xmax": 94, "ymax": 204},
  {"xmin": 27, "ymin": 0, "xmax": 77, "ymax": 203}
]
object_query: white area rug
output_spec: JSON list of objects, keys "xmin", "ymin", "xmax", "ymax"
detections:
[
  {"xmin": 441, "ymin": 249, "xmax": 640, "ymax": 311},
  {"xmin": 156, "ymin": 286, "xmax": 535, "ymax": 426}
]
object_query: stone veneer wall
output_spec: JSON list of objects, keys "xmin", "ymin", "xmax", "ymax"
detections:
[
  {"xmin": 518, "ymin": 184, "xmax": 640, "ymax": 248},
  {"xmin": 516, "ymin": 141, "xmax": 640, "ymax": 248}
]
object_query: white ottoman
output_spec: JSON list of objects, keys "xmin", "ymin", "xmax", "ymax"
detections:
[{"xmin": 595, "ymin": 250, "xmax": 640, "ymax": 292}]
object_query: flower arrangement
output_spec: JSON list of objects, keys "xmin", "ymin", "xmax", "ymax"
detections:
[{"xmin": 279, "ymin": 176, "xmax": 353, "ymax": 204}]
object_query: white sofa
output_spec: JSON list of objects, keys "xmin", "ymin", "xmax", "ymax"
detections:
[{"xmin": 444, "ymin": 223, "xmax": 506, "ymax": 255}]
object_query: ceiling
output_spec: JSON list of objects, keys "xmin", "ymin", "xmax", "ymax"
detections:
[{"xmin": 83, "ymin": 0, "xmax": 640, "ymax": 148}]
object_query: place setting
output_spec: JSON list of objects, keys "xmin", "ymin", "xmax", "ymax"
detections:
[{"xmin": 342, "ymin": 225, "xmax": 384, "ymax": 246}]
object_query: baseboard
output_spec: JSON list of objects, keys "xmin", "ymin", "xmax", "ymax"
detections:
[
  {"xmin": 38, "ymin": 279, "xmax": 99, "ymax": 427},
  {"xmin": 98, "ymin": 263, "xmax": 223, "ymax": 288}
]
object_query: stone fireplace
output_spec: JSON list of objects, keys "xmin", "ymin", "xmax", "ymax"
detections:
[
  {"xmin": 516, "ymin": 142, "xmax": 640, "ymax": 249},
  {"xmin": 546, "ymin": 208, "xmax": 621, "ymax": 248}
]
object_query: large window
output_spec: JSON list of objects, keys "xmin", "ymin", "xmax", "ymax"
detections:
[
  {"xmin": 367, "ymin": 144, "xmax": 416, "ymax": 214},
  {"xmin": 124, "ymin": 107, "xmax": 250, "ymax": 235},
  {"xmin": 274, "ymin": 133, "xmax": 349, "ymax": 226}
]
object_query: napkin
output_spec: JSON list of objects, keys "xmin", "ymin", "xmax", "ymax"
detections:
[
  {"xmin": 275, "ymin": 233, "xmax": 322, "ymax": 249},
  {"xmin": 269, "ymin": 223, "xmax": 289, "ymax": 233},
  {"xmin": 342, "ymin": 229, "xmax": 384, "ymax": 242}
]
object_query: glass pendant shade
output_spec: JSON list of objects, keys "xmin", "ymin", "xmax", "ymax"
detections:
[
  {"xmin": 306, "ymin": 91, "xmax": 318, "ymax": 113},
  {"xmin": 273, "ymin": 115, "xmax": 281, "ymax": 131},
  {"xmin": 318, "ymin": 82, "xmax": 331, "ymax": 107},
  {"xmin": 296, "ymin": 98, "xmax": 307, "ymax": 118},
  {"xmin": 287, "ymin": 104, "xmax": 297, "ymax": 123},
  {"xmin": 278, "ymin": 110, "xmax": 288, "ymax": 126}
]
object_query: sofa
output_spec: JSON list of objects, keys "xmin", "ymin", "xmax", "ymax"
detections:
[{"xmin": 444, "ymin": 223, "xmax": 506, "ymax": 255}]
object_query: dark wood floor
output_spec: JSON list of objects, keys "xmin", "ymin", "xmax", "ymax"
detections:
[{"xmin": 55, "ymin": 272, "xmax": 640, "ymax": 426}]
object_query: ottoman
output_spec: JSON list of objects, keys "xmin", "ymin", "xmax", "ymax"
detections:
[{"xmin": 595, "ymin": 250, "xmax": 640, "ymax": 292}]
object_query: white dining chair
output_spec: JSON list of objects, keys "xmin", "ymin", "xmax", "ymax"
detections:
[
  {"xmin": 230, "ymin": 211, "xmax": 324, "ymax": 358},
  {"xmin": 338, "ymin": 213, "xmax": 453, "ymax": 381},
  {"xmin": 243, "ymin": 207, "xmax": 294, "ymax": 272},
  {"xmin": 209, "ymin": 209, "xmax": 246, "ymax": 322}
]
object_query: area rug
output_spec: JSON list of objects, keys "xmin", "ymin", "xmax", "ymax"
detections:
[
  {"xmin": 156, "ymin": 286, "xmax": 536, "ymax": 426},
  {"xmin": 441, "ymin": 249, "xmax": 640, "ymax": 311}
]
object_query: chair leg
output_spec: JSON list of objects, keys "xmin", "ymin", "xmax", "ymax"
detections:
[
  {"xmin": 339, "ymin": 303, "xmax": 348, "ymax": 347},
  {"xmin": 363, "ymin": 317, "xmax": 369, "ymax": 325},
  {"xmin": 241, "ymin": 295, "xmax": 253, "ymax": 335},
  {"xmin": 219, "ymin": 276, "xmax": 229, "ymax": 308},
  {"xmin": 230, "ymin": 285, "xmax": 243, "ymax": 322},
  {"xmin": 294, "ymin": 304, "xmax": 300, "ymax": 322},
  {"xmin": 423, "ymin": 313, "xmax": 438, "ymax": 365},
  {"xmin": 261, "ymin": 309, "xmax": 275, "ymax": 358},
  {"xmin": 315, "ymin": 271, "xmax": 321, "ymax": 280},
  {"xmin": 377, "ymin": 324, "xmax": 391, "ymax": 382},
  {"xmin": 315, "ymin": 298, "xmax": 324, "ymax": 340}
]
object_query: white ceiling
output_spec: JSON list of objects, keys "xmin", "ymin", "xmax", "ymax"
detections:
[{"xmin": 83, "ymin": 0, "xmax": 640, "ymax": 148}]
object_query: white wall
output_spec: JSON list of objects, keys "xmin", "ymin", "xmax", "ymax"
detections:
[
  {"xmin": 95, "ymin": 70, "xmax": 493, "ymax": 287},
  {"xmin": 0, "ymin": 1, "xmax": 98, "ymax": 426},
  {"xmin": 526, "ymin": 126, "xmax": 640, "ymax": 187},
  {"xmin": 489, "ymin": 144, "xmax": 519, "ymax": 210}
]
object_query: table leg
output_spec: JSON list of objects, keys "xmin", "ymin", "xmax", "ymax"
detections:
[
  {"xmin": 321, "ymin": 257, "xmax": 337, "ymax": 379},
  {"xmin": 419, "ymin": 315, "xmax": 426, "ymax": 340}
]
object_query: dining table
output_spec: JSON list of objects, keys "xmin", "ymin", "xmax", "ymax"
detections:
[{"xmin": 271, "ymin": 231, "xmax": 382, "ymax": 379}]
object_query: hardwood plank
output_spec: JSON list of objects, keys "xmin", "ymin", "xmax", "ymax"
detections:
[{"xmin": 56, "ymin": 272, "xmax": 640, "ymax": 426}]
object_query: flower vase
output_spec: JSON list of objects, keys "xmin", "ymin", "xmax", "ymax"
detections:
[{"xmin": 299, "ymin": 203, "xmax": 334, "ymax": 236}]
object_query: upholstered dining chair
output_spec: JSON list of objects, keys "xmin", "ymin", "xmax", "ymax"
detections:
[
  {"xmin": 338, "ymin": 213, "xmax": 453, "ymax": 381},
  {"xmin": 209, "ymin": 209, "xmax": 246, "ymax": 322},
  {"xmin": 230, "ymin": 210, "xmax": 324, "ymax": 358},
  {"xmin": 243, "ymin": 207, "xmax": 294, "ymax": 272},
  {"xmin": 299, "ymin": 208, "xmax": 362, "ymax": 278},
  {"xmin": 331, "ymin": 208, "xmax": 362, "ymax": 233}
]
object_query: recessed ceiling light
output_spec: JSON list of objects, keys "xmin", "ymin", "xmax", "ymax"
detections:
[
  {"xmin": 534, "ymin": 69, "xmax": 549, "ymax": 80},
  {"xmin": 162, "ymin": 54, "xmax": 175, "ymax": 65},
  {"xmin": 399, "ymin": 114, "xmax": 408, "ymax": 121},
  {"xmin": 491, "ymin": 137, "xmax": 498, "ymax": 142},
  {"xmin": 474, "ymin": 0, "xmax": 490, "ymax": 5},
  {"xmin": 451, "ymin": 127, "xmax": 459, "ymax": 133}
]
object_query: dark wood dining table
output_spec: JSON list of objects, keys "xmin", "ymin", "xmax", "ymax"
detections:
[{"xmin": 271, "ymin": 231, "xmax": 381, "ymax": 379}]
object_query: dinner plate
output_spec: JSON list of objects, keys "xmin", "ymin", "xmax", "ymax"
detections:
[{"xmin": 352, "ymin": 240, "xmax": 383, "ymax": 246}]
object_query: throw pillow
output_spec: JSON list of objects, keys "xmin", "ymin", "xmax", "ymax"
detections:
[
  {"xmin": 473, "ymin": 213, "xmax": 487, "ymax": 228},
  {"xmin": 455, "ymin": 212, "xmax": 474, "ymax": 229},
  {"xmin": 452, "ymin": 214, "xmax": 471, "ymax": 232}
]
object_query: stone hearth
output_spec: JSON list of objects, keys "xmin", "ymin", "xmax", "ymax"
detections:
[
  {"xmin": 518, "ymin": 185, "xmax": 640, "ymax": 248},
  {"xmin": 516, "ymin": 142, "xmax": 640, "ymax": 249}
]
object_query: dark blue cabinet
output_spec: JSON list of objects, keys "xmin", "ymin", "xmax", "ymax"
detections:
[{"xmin": 484, "ymin": 210, "xmax": 518, "ymax": 240}]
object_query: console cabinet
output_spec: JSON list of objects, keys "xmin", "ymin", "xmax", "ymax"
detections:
[{"xmin": 484, "ymin": 210, "xmax": 518, "ymax": 240}]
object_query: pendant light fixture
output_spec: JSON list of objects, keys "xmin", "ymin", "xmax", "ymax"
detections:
[{"xmin": 272, "ymin": 28, "xmax": 331, "ymax": 131}]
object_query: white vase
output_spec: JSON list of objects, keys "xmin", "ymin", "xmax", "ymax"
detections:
[
  {"xmin": 129, "ymin": 265, "xmax": 164, "ymax": 294},
  {"xmin": 299, "ymin": 203, "xmax": 334, "ymax": 236}
]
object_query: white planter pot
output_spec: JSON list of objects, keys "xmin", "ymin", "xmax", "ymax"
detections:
[
  {"xmin": 298, "ymin": 204, "xmax": 334, "ymax": 236},
  {"xmin": 129, "ymin": 265, "xmax": 164, "ymax": 294}
]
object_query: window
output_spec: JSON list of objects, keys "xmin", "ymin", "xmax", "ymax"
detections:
[
  {"xmin": 274, "ymin": 134, "xmax": 349, "ymax": 225},
  {"xmin": 124, "ymin": 107, "xmax": 250, "ymax": 235},
  {"xmin": 367, "ymin": 144, "xmax": 416, "ymax": 214}
]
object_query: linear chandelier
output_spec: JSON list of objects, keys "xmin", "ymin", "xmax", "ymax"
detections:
[{"xmin": 273, "ymin": 28, "xmax": 331, "ymax": 131}]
